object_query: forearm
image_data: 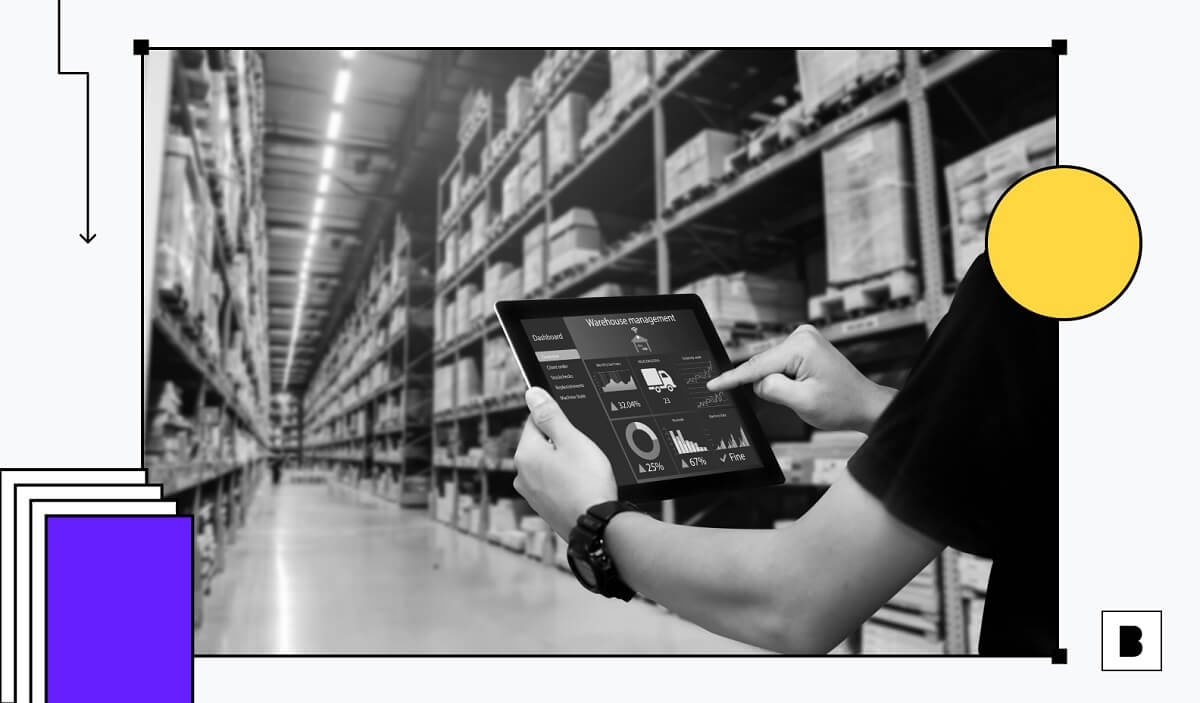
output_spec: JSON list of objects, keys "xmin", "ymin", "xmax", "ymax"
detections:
[
  {"xmin": 604, "ymin": 512, "xmax": 811, "ymax": 652},
  {"xmin": 855, "ymin": 382, "xmax": 898, "ymax": 434}
]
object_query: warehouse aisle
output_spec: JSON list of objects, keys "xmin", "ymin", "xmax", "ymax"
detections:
[{"xmin": 195, "ymin": 480, "xmax": 762, "ymax": 654}]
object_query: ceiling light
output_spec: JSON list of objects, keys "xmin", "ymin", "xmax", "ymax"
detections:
[
  {"xmin": 313, "ymin": 197, "xmax": 326, "ymax": 215},
  {"xmin": 317, "ymin": 173, "xmax": 331, "ymax": 194},
  {"xmin": 310, "ymin": 216, "xmax": 321, "ymax": 232},
  {"xmin": 321, "ymin": 145, "xmax": 337, "ymax": 171},
  {"xmin": 326, "ymin": 111, "xmax": 343, "ymax": 141},
  {"xmin": 341, "ymin": 50, "xmax": 359, "ymax": 60},
  {"xmin": 332, "ymin": 69, "xmax": 352, "ymax": 105}
]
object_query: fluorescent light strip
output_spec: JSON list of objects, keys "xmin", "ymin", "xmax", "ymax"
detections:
[
  {"xmin": 332, "ymin": 69, "xmax": 352, "ymax": 105},
  {"xmin": 310, "ymin": 215, "xmax": 321, "ymax": 232},
  {"xmin": 341, "ymin": 50, "xmax": 358, "ymax": 60},
  {"xmin": 326, "ymin": 111, "xmax": 343, "ymax": 141},
  {"xmin": 313, "ymin": 197, "xmax": 326, "ymax": 215},
  {"xmin": 317, "ymin": 173, "xmax": 331, "ymax": 194}
]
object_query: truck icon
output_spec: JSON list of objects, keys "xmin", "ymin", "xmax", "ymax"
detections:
[{"xmin": 640, "ymin": 368, "xmax": 676, "ymax": 393}]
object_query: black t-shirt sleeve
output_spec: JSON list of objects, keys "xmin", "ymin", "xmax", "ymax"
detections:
[{"xmin": 847, "ymin": 255, "xmax": 1057, "ymax": 558}]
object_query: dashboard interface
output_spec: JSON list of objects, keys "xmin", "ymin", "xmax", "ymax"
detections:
[{"xmin": 521, "ymin": 309, "xmax": 764, "ymax": 487}]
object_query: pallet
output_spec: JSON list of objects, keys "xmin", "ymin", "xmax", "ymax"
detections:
[
  {"xmin": 543, "ymin": 252, "xmax": 603, "ymax": 290},
  {"xmin": 663, "ymin": 181, "xmax": 718, "ymax": 217},
  {"xmin": 807, "ymin": 269, "xmax": 919, "ymax": 325},
  {"xmin": 611, "ymin": 89, "xmax": 650, "ymax": 125},
  {"xmin": 711, "ymin": 319, "xmax": 791, "ymax": 347},
  {"xmin": 806, "ymin": 65, "xmax": 903, "ymax": 126}
]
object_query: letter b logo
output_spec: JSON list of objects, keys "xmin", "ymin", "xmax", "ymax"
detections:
[
  {"xmin": 1118, "ymin": 626, "xmax": 1142, "ymax": 657},
  {"xmin": 1102, "ymin": 611, "xmax": 1161, "ymax": 671}
]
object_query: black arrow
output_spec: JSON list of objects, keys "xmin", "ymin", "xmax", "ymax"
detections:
[{"xmin": 59, "ymin": 1, "xmax": 92, "ymax": 244}]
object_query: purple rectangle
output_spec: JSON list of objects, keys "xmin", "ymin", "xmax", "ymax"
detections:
[{"xmin": 46, "ymin": 516, "xmax": 192, "ymax": 703}]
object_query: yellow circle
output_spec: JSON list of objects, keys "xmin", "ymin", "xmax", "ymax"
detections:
[{"xmin": 987, "ymin": 166, "xmax": 1140, "ymax": 320}]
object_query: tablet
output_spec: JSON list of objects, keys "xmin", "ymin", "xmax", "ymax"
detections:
[{"xmin": 496, "ymin": 295, "xmax": 784, "ymax": 501}]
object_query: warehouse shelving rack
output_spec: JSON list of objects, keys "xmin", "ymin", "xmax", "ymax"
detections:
[
  {"xmin": 146, "ymin": 50, "xmax": 272, "ymax": 628},
  {"xmin": 426, "ymin": 48, "xmax": 1057, "ymax": 654},
  {"xmin": 302, "ymin": 216, "xmax": 435, "ymax": 505}
]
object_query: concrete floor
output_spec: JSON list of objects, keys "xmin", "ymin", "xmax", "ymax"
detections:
[{"xmin": 195, "ymin": 481, "xmax": 762, "ymax": 654}]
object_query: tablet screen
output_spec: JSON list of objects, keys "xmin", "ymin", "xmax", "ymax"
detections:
[{"xmin": 521, "ymin": 309, "xmax": 765, "ymax": 486}]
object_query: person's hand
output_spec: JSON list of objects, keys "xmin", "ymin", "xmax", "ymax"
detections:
[
  {"xmin": 513, "ymin": 387, "xmax": 617, "ymax": 538},
  {"xmin": 707, "ymin": 324, "xmax": 895, "ymax": 433}
]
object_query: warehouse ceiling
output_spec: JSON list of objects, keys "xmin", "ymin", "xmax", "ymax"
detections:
[{"xmin": 263, "ymin": 49, "xmax": 544, "ymax": 393}]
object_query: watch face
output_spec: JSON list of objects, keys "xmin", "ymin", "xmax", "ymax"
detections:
[{"xmin": 568, "ymin": 551, "xmax": 598, "ymax": 589}]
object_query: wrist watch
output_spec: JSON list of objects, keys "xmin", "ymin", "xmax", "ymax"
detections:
[{"xmin": 566, "ymin": 500, "xmax": 640, "ymax": 601}]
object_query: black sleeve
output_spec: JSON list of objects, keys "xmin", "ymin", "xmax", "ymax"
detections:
[{"xmin": 847, "ymin": 255, "xmax": 1057, "ymax": 558}]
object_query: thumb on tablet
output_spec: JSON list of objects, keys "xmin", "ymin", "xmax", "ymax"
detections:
[{"xmin": 526, "ymin": 387, "xmax": 573, "ymax": 443}]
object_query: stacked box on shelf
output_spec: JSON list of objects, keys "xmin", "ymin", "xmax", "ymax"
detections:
[
  {"xmin": 501, "ymin": 167, "xmax": 521, "ymax": 222},
  {"xmin": 456, "ymin": 283, "xmax": 480, "ymax": 332},
  {"xmin": 454, "ymin": 357, "xmax": 481, "ymax": 407},
  {"xmin": 547, "ymin": 208, "xmax": 607, "ymax": 278},
  {"xmin": 821, "ymin": 119, "xmax": 915, "ymax": 285},
  {"xmin": 887, "ymin": 561, "xmax": 940, "ymax": 613},
  {"xmin": 531, "ymin": 51, "xmax": 572, "ymax": 102},
  {"xmin": 944, "ymin": 117, "xmax": 1056, "ymax": 280},
  {"xmin": 581, "ymin": 282, "xmax": 654, "ymax": 298},
  {"xmin": 519, "ymin": 130, "xmax": 544, "ymax": 208},
  {"xmin": 956, "ymin": 552, "xmax": 992, "ymax": 593},
  {"xmin": 520, "ymin": 515, "xmax": 555, "ymax": 562},
  {"xmin": 469, "ymin": 201, "xmax": 490, "ymax": 251},
  {"xmin": 581, "ymin": 93, "xmax": 612, "ymax": 151},
  {"xmin": 675, "ymin": 271, "xmax": 806, "ymax": 328},
  {"xmin": 156, "ymin": 134, "xmax": 211, "ymax": 308},
  {"xmin": 506, "ymin": 76, "xmax": 533, "ymax": 135},
  {"xmin": 664, "ymin": 129, "xmax": 738, "ymax": 204},
  {"xmin": 547, "ymin": 92, "xmax": 591, "ymax": 179},
  {"xmin": 433, "ymin": 364, "xmax": 455, "ymax": 414},
  {"xmin": 861, "ymin": 621, "xmax": 943, "ymax": 654},
  {"xmin": 771, "ymin": 431, "xmax": 866, "ymax": 485},
  {"xmin": 522, "ymin": 224, "xmax": 549, "ymax": 295},
  {"xmin": 609, "ymin": 50, "xmax": 651, "ymax": 114},
  {"xmin": 966, "ymin": 596, "xmax": 985, "ymax": 654},
  {"xmin": 795, "ymin": 50, "xmax": 902, "ymax": 116},
  {"xmin": 483, "ymin": 336, "xmax": 525, "ymax": 399}
]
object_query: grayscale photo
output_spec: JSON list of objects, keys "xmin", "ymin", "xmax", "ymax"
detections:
[{"xmin": 143, "ymin": 48, "xmax": 1060, "ymax": 656}]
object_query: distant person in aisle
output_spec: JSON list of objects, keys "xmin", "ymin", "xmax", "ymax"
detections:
[{"xmin": 513, "ymin": 255, "xmax": 1057, "ymax": 655}]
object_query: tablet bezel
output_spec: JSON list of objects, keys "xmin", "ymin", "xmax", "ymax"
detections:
[{"xmin": 495, "ymin": 294, "xmax": 785, "ymax": 502}]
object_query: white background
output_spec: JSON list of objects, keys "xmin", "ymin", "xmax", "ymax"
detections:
[{"xmin": 1, "ymin": 0, "xmax": 1197, "ymax": 699}]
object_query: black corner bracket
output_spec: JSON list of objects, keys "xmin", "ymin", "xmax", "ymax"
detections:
[
  {"xmin": 1051, "ymin": 39, "xmax": 1067, "ymax": 55},
  {"xmin": 133, "ymin": 39, "xmax": 150, "ymax": 56},
  {"xmin": 1051, "ymin": 647, "xmax": 1068, "ymax": 664}
]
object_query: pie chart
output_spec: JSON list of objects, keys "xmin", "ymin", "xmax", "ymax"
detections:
[{"xmin": 624, "ymin": 421, "xmax": 661, "ymax": 461}]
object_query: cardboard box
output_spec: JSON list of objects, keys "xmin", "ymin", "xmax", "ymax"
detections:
[
  {"xmin": 520, "ymin": 129, "xmax": 543, "ymax": 170},
  {"xmin": 456, "ymin": 283, "xmax": 479, "ymax": 333},
  {"xmin": 470, "ymin": 201, "xmax": 490, "ymax": 243},
  {"xmin": 520, "ymin": 168, "xmax": 543, "ymax": 208},
  {"xmin": 582, "ymin": 93, "xmax": 612, "ymax": 151},
  {"xmin": 821, "ymin": 119, "xmax": 915, "ymax": 284},
  {"xmin": 610, "ymin": 50, "xmax": 652, "ymax": 113},
  {"xmin": 581, "ymin": 282, "xmax": 654, "ymax": 298},
  {"xmin": 944, "ymin": 117, "xmax": 1057, "ymax": 280},
  {"xmin": 795, "ymin": 50, "xmax": 901, "ymax": 115},
  {"xmin": 677, "ymin": 271, "xmax": 806, "ymax": 325},
  {"xmin": 664, "ymin": 129, "xmax": 738, "ymax": 204},
  {"xmin": 506, "ymin": 76, "xmax": 533, "ymax": 134},
  {"xmin": 547, "ymin": 92, "xmax": 591, "ymax": 178},
  {"xmin": 455, "ymin": 357, "xmax": 481, "ymax": 406},
  {"xmin": 548, "ymin": 209, "xmax": 606, "ymax": 278},
  {"xmin": 156, "ymin": 135, "xmax": 209, "ymax": 303},
  {"xmin": 522, "ymin": 224, "xmax": 548, "ymax": 295},
  {"xmin": 501, "ymin": 167, "xmax": 522, "ymax": 221}
]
